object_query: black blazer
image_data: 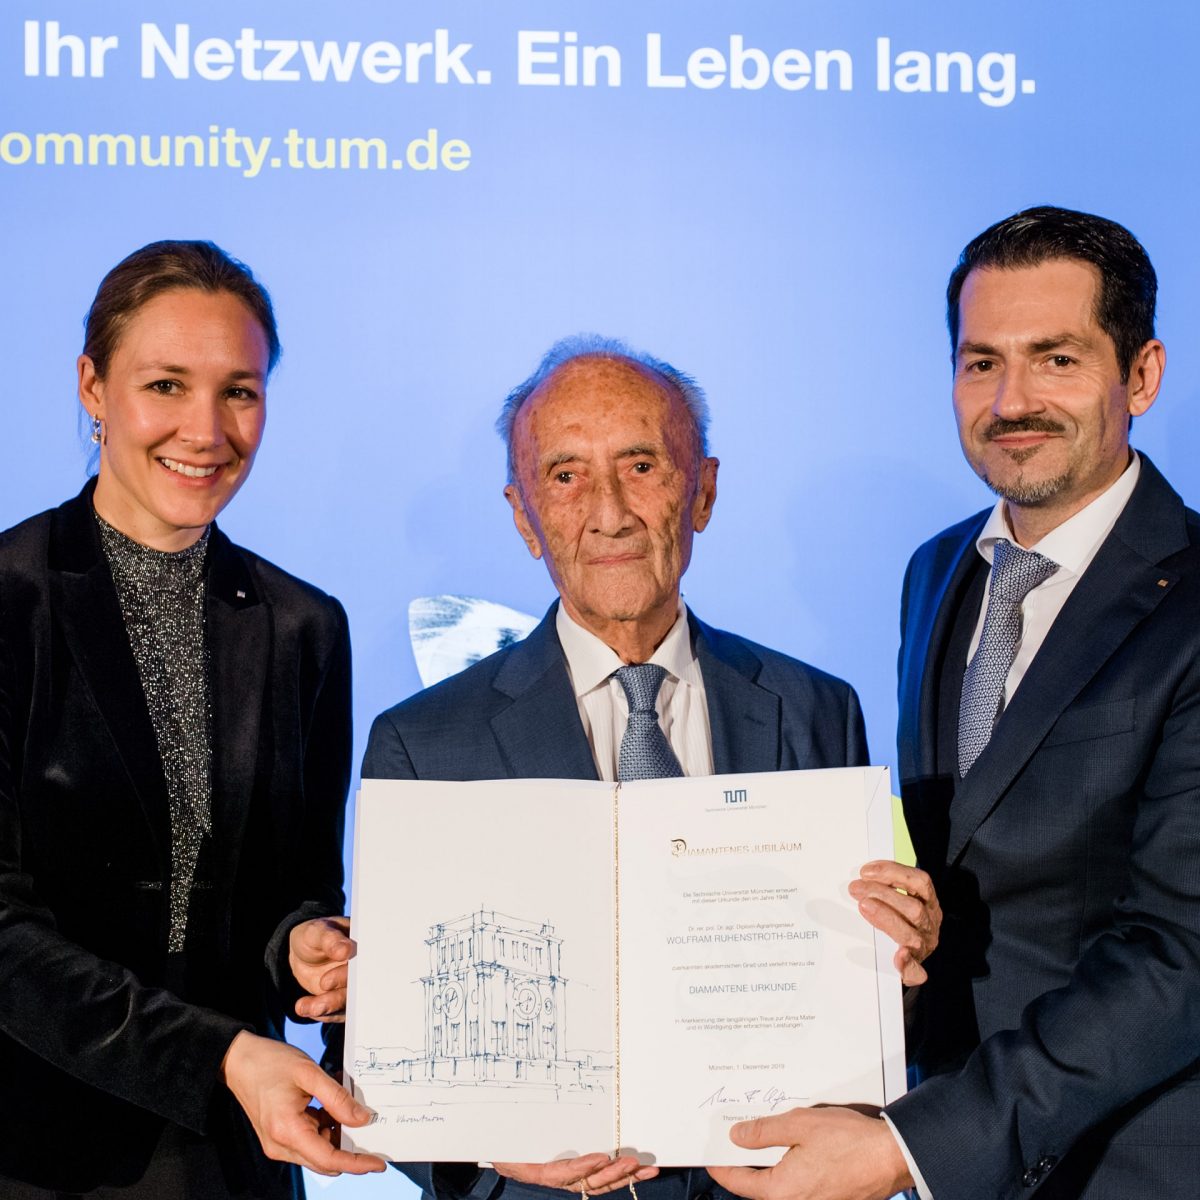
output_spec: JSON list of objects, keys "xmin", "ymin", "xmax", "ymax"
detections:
[
  {"xmin": 887, "ymin": 456, "xmax": 1200, "ymax": 1199},
  {"xmin": 362, "ymin": 603, "xmax": 868, "ymax": 1200},
  {"xmin": 0, "ymin": 483, "xmax": 351, "ymax": 1194}
]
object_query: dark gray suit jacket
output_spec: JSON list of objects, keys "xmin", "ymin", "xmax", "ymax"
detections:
[
  {"xmin": 361, "ymin": 603, "xmax": 868, "ymax": 1200},
  {"xmin": 887, "ymin": 456, "xmax": 1200, "ymax": 1199}
]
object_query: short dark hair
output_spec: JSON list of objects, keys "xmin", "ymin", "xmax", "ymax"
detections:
[
  {"xmin": 946, "ymin": 206, "xmax": 1156, "ymax": 381},
  {"xmin": 82, "ymin": 240, "xmax": 280, "ymax": 378},
  {"xmin": 497, "ymin": 333, "xmax": 710, "ymax": 483}
]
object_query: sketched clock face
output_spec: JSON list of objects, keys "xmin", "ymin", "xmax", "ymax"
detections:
[
  {"xmin": 439, "ymin": 982, "xmax": 464, "ymax": 1018},
  {"xmin": 514, "ymin": 984, "xmax": 539, "ymax": 1018}
]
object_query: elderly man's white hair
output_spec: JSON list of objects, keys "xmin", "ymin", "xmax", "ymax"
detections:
[{"xmin": 496, "ymin": 333, "xmax": 711, "ymax": 483}]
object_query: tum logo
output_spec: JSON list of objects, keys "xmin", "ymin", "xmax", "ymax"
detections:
[{"xmin": 723, "ymin": 788, "xmax": 748, "ymax": 805}]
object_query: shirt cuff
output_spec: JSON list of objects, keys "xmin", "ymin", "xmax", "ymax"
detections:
[{"xmin": 880, "ymin": 1112, "xmax": 932, "ymax": 1200}]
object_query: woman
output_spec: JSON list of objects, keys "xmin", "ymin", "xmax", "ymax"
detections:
[{"xmin": 0, "ymin": 242, "xmax": 385, "ymax": 1196}]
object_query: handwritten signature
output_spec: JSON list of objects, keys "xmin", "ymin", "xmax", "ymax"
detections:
[{"xmin": 698, "ymin": 1085, "xmax": 806, "ymax": 1112}]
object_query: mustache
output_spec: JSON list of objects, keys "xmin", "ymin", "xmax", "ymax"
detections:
[{"xmin": 983, "ymin": 417, "xmax": 1066, "ymax": 440}]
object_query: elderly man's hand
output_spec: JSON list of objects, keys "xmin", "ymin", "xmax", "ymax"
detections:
[
  {"xmin": 849, "ymin": 861, "xmax": 941, "ymax": 985},
  {"xmin": 707, "ymin": 1106, "xmax": 911, "ymax": 1200},
  {"xmin": 493, "ymin": 1154, "xmax": 658, "ymax": 1196},
  {"xmin": 291, "ymin": 916, "xmax": 355, "ymax": 1022}
]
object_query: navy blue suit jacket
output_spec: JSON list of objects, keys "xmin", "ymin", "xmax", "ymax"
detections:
[
  {"xmin": 887, "ymin": 456, "xmax": 1200, "ymax": 1199},
  {"xmin": 361, "ymin": 603, "xmax": 868, "ymax": 1200}
]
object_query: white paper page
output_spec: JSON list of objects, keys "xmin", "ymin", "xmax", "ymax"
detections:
[
  {"xmin": 615, "ymin": 767, "xmax": 894, "ymax": 1166},
  {"xmin": 866, "ymin": 770, "xmax": 907, "ymax": 1104},
  {"xmin": 344, "ymin": 778, "xmax": 615, "ymax": 1161}
]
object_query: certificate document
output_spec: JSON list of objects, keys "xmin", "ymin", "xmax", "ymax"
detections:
[{"xmin": 344, "ymin": 767, "xmax": 904, "ymax": 1165}]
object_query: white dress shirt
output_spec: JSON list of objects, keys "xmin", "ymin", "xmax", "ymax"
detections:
[
  {"xmin": 555, "ymin": 602, "xmax": 714, "ymax": 781},
  {"xmin": 886, "ymin": 453, "xmax": 1142, "ymax": 1200},
  {"xmin": 967, "ymin": 453, "xmax": 1141, "ymax": 702}
]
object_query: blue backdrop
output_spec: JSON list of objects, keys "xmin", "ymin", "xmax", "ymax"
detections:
[{"xmin": 3, "ymin": 3, "xmax": 1198, "ymax": 1194}]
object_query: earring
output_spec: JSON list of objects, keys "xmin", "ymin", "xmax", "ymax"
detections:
[{"xmin": 90, "ymin": 415, "xmax": 102, "ymax": 444}]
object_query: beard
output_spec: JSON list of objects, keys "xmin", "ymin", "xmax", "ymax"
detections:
[
  {"xmin": 975, "ymin": 416, "xmax": 1073, "ymax": 505},
  {"xmin": 981, "ymin": 465, "xmax": 1074, "ymax": 505}
]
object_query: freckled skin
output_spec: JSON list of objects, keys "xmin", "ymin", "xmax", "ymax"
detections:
[
  {"xmin": 505, "ymin": 357, "xmax": 718, "ymax": 664},
  {"xmin": 953, "ymin": 260, "xmax": 1164, "ymax": 546}
]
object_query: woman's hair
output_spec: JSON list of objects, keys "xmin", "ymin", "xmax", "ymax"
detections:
[{"xmin": 82, "ymin": 239, "xmax": 280, "ymax": 377}]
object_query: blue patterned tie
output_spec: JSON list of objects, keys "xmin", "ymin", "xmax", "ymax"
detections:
[
  {"xmin": 615, "ymin": 663, "xmax": 684, "ymax": 781},
  {"xmin": 957, "ymin": 537, "xmax": 1058, "ymax": 777}
]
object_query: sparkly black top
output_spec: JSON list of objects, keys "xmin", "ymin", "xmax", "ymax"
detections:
[{"xmin": 97, "ymin": 513, "xmax": 213, "ymax": 953}]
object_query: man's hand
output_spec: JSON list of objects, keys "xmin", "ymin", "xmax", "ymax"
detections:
[
  {"xmin": 849, "ymin": 860, "xmax": 941, "ymax": 985},
  {"xmin": 220, "ymin": 1030, "xmax": 387, "ymax": 1177},
  {"xmin": 493, "ymin": 1152, "xmax": 658, "ymax": 1196},
  {"xmin": 708, "ymin": 1106, "xmax": 911, "ymax": 1200},
  {"xmin": 290, "ymin": 916, "xmax": 355, "ymax": 1022}
]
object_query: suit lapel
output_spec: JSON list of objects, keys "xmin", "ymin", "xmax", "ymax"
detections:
[
  {"xmin": 205, "ymin": 529, "xmax": 269, "ymax": 892},
  {"xmin": 488, "ymin": 606, "xmax": 599, "ymax": 780},
  {"xmin": 487, "ymin": 605, "xmax": 784, "ymax": 779},
  {"xmin": 900, "ymin": 515, "xmax": 988, "ymax": 786},
  {"xmin": 54, "ymin": 575, "xmax": 172, "ymax": 854},
  {"xmin": 49, "ymin": 489, "xmax": 171, "ymax": 854},
  {"xmin": 947, "ymin": 457, "xmax": 1188, "ymax": 862},
  {"xmin": 50, "ymin": 494, "xmax": 271, "ymax": 889},
  {"xmin": 692, "ymin": 614, "xmax": 781, "ymax": 774}
]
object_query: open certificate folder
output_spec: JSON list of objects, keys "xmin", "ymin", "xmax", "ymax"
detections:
[{"xmin": 343, "ymin": 767, "xmax": 905, "ymax": 1166}]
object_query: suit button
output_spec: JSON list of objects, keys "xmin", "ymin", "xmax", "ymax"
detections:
[
  {"xmin": 1037, "ymin": 1156, "xmax": 1057, "ymax": 1172},
  {"xmin": 1022, "ymin": 1169, "xmax": 1038, "ymax": 1188}
]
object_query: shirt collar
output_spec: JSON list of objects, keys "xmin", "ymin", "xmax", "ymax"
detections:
[
  {"xmin": 975, "ymin": 451, "xmax": 1141, "ymax": 578},
  {"xmin": 555, "ymin": 601, "xmax": 699, "ymax": 698}
]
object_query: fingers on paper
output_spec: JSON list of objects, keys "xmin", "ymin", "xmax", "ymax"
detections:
[
  {"xmin": 291, "ymin": 917, "xmax": 354, "ymax": 1020},
  {"xmin": 729, "ymin": 1112, "xmax": 801, "ymax": 1150},
  {"xmin": 858, "ymin": 861, "xmax": 934, "ymax": 901},
  {"xmin": 292, "ymin": 964, "xmax": 350, "ymax": 1022},
  {"xmin": 577, "ymin": 1160, "xmax": 659, "ymax": 1196},
  {"xmin": 297, "ymin": 916, "xmax": 355, "ymax": 962},
  {"xmin": 249, "ymin": 1053, "xmax": 385, "ymax": 1176},
  {"xmin": 494, "ymin": 1154, "xmax": 610, "ymax": 1188},
  {"xmin": 289, "ymin": 917, "xmax": 357, "ymax": 1012},
  {"xmin": 851, "ymin": 862, "xmax": 942, "ymax": 963},
  {"xmin": 315, "ymin": 916, "xmax": 355, "ymax": 958},
  {"xmin": 300, "ymin": 1075, "xmax": 386, "ymax": 1173},
  {"xmin": 279, "ymin": 1111, "xmax": 388, "ymax": 1177},
  {"xmin": 892, "ymin": 946, "xmax": 929, "ymax": 986},
  {"xmin": 851, "ymin": 884, "xmax": 926, "ymax": 942},
  {"xmin": 295, "ymin": 1058, "xmax": 368, "ymax": 1126},
  {"xmin": 494, "ymin": 1154, "xmax": 652, "ymax": 1195}
]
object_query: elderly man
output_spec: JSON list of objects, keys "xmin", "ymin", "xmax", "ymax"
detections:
[
  {"xmin": 709, "ymin": 208, "xmax": 1200, "ymax": 1200},
  {"xmin": 298, "ymin": 335, "xmax": 938, "ymax": 1200}
]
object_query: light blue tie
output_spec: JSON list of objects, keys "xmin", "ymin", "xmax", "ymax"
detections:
[
  {"xmin": 615, "ymin": 663, "xmax": 684, "ymax": 781},
  {"xmin": 958, "ymin": 537, "xmax": 1058, "ymax": 778}
]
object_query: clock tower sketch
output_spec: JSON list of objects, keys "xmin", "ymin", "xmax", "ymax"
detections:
[
  {"xmin": 426, "ymin": 909, "xmax": 565, "ymax": 1071},
  {"xmin": 357, "ymin": 907, "xmax": 609, "ymax": 1095}
]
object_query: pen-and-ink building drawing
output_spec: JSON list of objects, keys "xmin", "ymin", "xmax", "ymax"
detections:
[
  {"xmin": 427, "ymin": 909, "xmax": 566, "ymax": 1068},
  {"xmin": 357, "ymin": 908, "xmax": 610, "ymax": 1095}
]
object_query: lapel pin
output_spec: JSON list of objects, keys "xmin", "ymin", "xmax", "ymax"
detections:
[
  {"xmin": 1157, "ymin": 579, "xmax": 1169, "ymax": 588},
  {"xmin": 236, "ymin": 589, "xmax": 247, "ymax": 599}
]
